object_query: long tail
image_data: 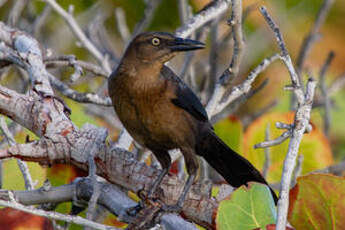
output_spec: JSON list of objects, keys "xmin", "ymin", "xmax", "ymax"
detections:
[{"xmin": 196, "ymin": 130, "xmax": 278, "ymax": 204}]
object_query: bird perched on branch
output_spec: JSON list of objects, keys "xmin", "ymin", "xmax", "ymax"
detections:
[{"xmin": 108, "ymin": 32, "xmax": 278, "ymax": 212}]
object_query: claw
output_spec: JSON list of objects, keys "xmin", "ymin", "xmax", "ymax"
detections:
[{"xmin": 126, "ymin": 202, "xmax": 145, "ymax": 217}]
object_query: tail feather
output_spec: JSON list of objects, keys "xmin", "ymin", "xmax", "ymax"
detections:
[{"xmin": 196, "ymin": 130, "xmax": 278, "ymax": 204}]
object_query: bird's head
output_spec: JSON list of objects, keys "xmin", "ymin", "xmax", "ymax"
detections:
[{"xmin": 126, "ymin": 32, "xmax": 205, "ymax": 64}]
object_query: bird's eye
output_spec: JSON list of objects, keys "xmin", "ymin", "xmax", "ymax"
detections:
[{"xmin": 151, "ymin": 37, "xmax": 160, "ymax": 46}]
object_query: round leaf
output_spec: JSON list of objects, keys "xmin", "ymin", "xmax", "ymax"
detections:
[{"xmin": 216, "ymin": 182, "xmax": 276, "ymax": 230}]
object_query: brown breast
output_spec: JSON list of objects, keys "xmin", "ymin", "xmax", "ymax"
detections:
[{"xmin": 109, "ymin": 66, "xmax": 197, "ymax": 150}]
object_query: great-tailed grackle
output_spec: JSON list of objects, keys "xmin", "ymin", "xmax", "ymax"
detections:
[{"xmin": 108, "ymin": 32, "xmax": 278, "ymax": 212}]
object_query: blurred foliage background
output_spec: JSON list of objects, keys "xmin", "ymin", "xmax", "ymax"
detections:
[{"xmin": 0, "ymin": 0, "xmax": 343, "ymax": 229}]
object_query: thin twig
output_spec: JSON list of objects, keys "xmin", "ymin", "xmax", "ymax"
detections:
[
  {"xmin": 114, "ymin": 8, "xmax": 130, "ymax": 43},
  {"xmin": 7, "ymin": 0, "xmax": 28, "ymax": 26},
  {"xmin": 276, "ymin": 122, "xmax": 293, "ymax": 130},
  {"xmin": 44, "ymin": 56, "xmax": 108, "ymax": 78},
  {"xmin": 179, "ymin": 51, "xmax": 195, "ymax": 80},
  {"xmin": 31, "ymin": 4, "xmax": 52, "ymax": 36},
  {"xmin": 207, "ymin": 53, "xmax": 279, "ymax": 117},
  {"xmin": 175, "ymin": 0, "xmax": 231, "ymax": 38},
  {"xmin": 292, "ymin": 0, "xmax": 334, "ymax": 109},
  {"xmin": 262, "ymin": 124, "xmax": 271, "ymax": 178},
  {"xmin": 49, "ymin": 55, "xmax": 84, "ymax": 83},
  {"xmin": 319, "ymin": 51, "xmax": 334, "ymax": 137},
  {"xmin": 0, "ymin": 117, "xmax": 34, "ymax": 190},
  {"xmin": 254, "ymin": 130, "xmax": 291, "ymax": 149},
  {"xmin": 47, "ymin": 73, "xmax": 112, "ymax": 106},
  {"xmin": 220, "ymin": 0, "xmax": 244, "ymax": 85},
  {"xmin": 328, "ymin": 73, "xmax": 345, "ymax": 95},
  {"xmin": 291, "ymin": 154, "xmax": 303, "ymax": 186},
  {"xmin": 132, "ymin": 0, "xmax": 163, "ymax": 38},
  {"xmin": 178, "ymin": 0, "xmax": 189, "ymax": 25},
  {"xmin": 180, "ymin": 29, "xmax": 206, "ymax": 84},
  {"xmin": 0, "ymin": 191, "xmax": 119, "ymax": 230},
  {"xmin": 316, "ymin": 159, "xmax": 345, "ymax": 176},
  {"xmin": 241, "ymin": 100, "xmax": 278, "ymax": 128},
  {"xmin": 207, "ymin": 16, "xmax": 221, "ymax": 98},
  {"xmin": 230, "ymin": 78, "xmax": 270, "ymax": 115},
  {"xmin": 43, "ymin": 0, "xmax": 111, "ymax": 74},
  {"xmin": 206, "ymin": 0, "xmax": 244, "ymax": 117},
  {"xmin": 296, "ymin": 0, "xmax": 334, "ymax": 78},
  {"xmin": 86, "ymin": 11, "xmax": 117, "ymax": 63},
  {"xmin": 0, "ymin": 0, "xmax": 8, "ymax": 8}
]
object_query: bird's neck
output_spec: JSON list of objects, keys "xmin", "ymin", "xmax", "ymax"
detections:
[
  {"xmin": 112, "ymin": 57, "xmax": 165, "ymax": 96},
  {"xmin": 120, "ymin": 56, "xmax": 164, "ymax": 81}
]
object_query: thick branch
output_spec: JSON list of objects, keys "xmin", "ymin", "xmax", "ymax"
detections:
[{"xmin": 0, "ymin": 177, "xmax": 197, "ymax": 230}]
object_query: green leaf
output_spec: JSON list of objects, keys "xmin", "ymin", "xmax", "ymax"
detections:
[
  {"xmin": 65, "ymin": 98, "xmax": 97, "ymax": 128},
  {"xmin": 216, "ymin": 183, "xmax": 276, "ymax": 230},
  {"xmin": 2, "ymin": 159, "xmax": 46, "ymax": 190}
]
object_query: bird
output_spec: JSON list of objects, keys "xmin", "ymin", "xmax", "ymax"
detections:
[{"xmin": 108, "ymin": 32, "xmax": 278, "ymax": 212}]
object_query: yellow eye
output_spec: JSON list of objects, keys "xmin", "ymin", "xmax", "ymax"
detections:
[{"xmin": 151, "ymin": 37, "xmax": 160, "ymax": 46}]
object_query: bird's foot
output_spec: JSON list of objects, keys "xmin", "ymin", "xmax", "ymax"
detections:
[{"xmin": 126, "ymin": 190, "xmax": 160, "ymax": 217}]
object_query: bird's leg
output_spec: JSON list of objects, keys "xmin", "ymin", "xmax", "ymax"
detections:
[
  {"xmin": 146, "ymin": 168, "xmax": 169, "ymax": 199},
  {"xmin": 147, "ymin": 149, "xmax": 171, "ymax": 199},
  {"xmin": 127, "ymin": 149, "xmax": 171, "ymax": 216},
  {"xmin": 162, "ymin": 147, "xmax": 198, "ymax": 213}
]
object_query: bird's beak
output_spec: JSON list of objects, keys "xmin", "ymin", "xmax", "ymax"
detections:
[{"xmin": 169, "ymin": 37, "xmax": 205, "ymax": 52}]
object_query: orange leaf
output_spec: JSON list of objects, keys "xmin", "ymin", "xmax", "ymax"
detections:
[
  {"xmin": 288, "ymin": 174, "xmax": 345, "ymax": 229},
  {"xmin": 103, "ymin": 214, "xmax": 127, "ymax": 229},
  {"xmin": 0, "ymin": 208, "xmax": 53, "ymax": 230},
  {"xmin": 47, "ymin": 164, "xmax": 87, "ymax": 185}
]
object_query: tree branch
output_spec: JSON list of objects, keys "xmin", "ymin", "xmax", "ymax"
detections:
[
  {"xmin": 0, "ymin": 191, "xmax": 119, "ymax": 230},
  {"xmin": 319, "ymin": 51, "xmax": 335, "ymax": 137},
  {"xmin": 260, "ymin": 7, "xmax": 317, "ymax": 230},
  {"xmin": 44, "ymin": 56, "xmax": 108, "ymax": 78},
  {"xmin": 43, "ymin": 0, "xmax": 111, "ymax": 74},
  {"xmin": 0, "ymin": 117, "xmax": 34, "ymax": 190},
  {"xmin": 296, "ymin": 0, "xmax": 334, "ymax": 78},
  {"xmin": 175, "ymin": 0, "xmax": 231, "ymax": 38}
]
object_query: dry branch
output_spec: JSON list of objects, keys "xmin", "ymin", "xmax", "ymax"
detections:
[{"xmin": 260, "ymin": 7, "xmax": 317, "ymax": 230}]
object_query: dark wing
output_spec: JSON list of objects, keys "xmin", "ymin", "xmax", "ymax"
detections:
[{"xmin": 160, "ymin": 66, "xmax": 209, "ymax": 122}]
